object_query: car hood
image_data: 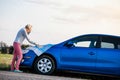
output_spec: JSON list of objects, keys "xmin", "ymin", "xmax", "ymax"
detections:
[{"xmin": 22, "ymin": 44, "xmax": 54, "ymax": 56}]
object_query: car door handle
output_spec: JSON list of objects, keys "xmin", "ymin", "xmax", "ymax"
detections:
[{"xmin": 88, "ymin": 52, "xmax": 95, "ymax": 55}]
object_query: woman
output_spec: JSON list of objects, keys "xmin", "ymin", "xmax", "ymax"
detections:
[{"xmin": 11, "ymin": 24, "xmax": 37, "ymax": 72}]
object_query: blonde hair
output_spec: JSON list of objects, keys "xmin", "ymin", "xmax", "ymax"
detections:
[{"xmin": 25, "ymin": 24, "xmax": 32, "ymax": 29}]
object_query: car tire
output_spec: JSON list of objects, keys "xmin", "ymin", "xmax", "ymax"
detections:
[{"xmin": 34, "ymin": 55, "xmax": 56, "ymax": 75}]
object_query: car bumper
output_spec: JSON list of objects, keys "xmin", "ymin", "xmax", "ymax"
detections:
[{"xmin": 20, "ymin": 50, "xmax": 37, "ymax": 68}]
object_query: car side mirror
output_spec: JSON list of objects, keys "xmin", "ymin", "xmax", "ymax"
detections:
[{"xmin": 64, "ymin": 42, "xmax": 74, "ymax": 48}]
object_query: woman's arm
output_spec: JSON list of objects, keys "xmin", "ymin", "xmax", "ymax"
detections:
[{"xmin": 24, "ymin": 29, "xmax": 36, "ymax": 45}]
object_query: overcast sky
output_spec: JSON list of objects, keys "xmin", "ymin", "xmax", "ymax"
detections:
[{"xmin": 0, "ymin": 0, "xmax": 120, "ymax": 46}]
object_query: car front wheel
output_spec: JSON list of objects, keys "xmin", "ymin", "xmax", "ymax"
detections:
[{"xmin": 34, "ymin": 55, "xmax": 56, "ymax": 75}]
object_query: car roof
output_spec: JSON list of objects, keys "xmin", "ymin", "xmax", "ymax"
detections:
[{"xmin": 78, "ymin": 34, "xmax": 120, "ymax": 38}]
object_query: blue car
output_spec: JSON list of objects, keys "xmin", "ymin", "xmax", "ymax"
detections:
[{"xmin": 20, "ymin": 34, "xmax": 120, "ymax": 76}]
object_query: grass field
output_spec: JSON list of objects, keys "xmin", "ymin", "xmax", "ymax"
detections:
[
  {"xmin": 0, "ymin": 53, "xmax": 13, "ymax": 70},
  {"xmin": 0, "ymin": 53, "xmax": 30, "ymax": 72}
]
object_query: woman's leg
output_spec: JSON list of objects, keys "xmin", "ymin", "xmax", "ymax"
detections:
[
  {"xmin": 14, "ymin": 43, "xmax": 23, "ymax": 70},
  {"xmin": 11, "ymin": 43, "xmax": 17, "ymax": 71}
]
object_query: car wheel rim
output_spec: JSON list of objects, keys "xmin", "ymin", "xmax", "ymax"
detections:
[{"xmin": 37, "ymin": 58, "xmax": 52, "ymax": 73}]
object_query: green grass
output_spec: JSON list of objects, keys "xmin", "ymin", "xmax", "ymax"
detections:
[
  {"xmin": 0, "ymin": 53, "xmax": 30, "ymax": 72},
  {"xmin": 0, "ymin": 53, "xmax": 13, "ymax": 70}
]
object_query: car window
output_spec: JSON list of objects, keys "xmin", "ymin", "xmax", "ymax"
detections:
[
  {"xmin": 72, "ymin": 36, "xmax": 98, "ymax": 48},
  {"xmin": 74, "ymin": 41, "xmax": 97, "ymax": 48},
  {"xmin": 118, "ymin": 45, "xmax": 120, "ymax": 49},
  {"xmin": 101, "ymin": 42, "xmax": 114, "ymax": 49},
  {"xmin": 100, "ymin": 36, "xmax": 119, "ymax": 49},
  {"xmin": 74, "ymin": 41, "xmax": 90, "ymax": 47}
]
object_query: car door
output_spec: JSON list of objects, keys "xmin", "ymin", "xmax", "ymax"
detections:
[
  {"xmin": 96, "ymin": 36, "xmax": 120, "ymax": 75},
  {"xmin": 60, "ymin": 35, "xmax": 98, "ymax": 72}
]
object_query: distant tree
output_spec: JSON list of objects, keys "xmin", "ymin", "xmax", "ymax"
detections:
[
  {"xmin": 9, "ymin": 46, "xmax": 14, "ymax": 54},
  {"xmin": 0, "ymin": 41, "xmax": 8, "ymax": 53}
]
